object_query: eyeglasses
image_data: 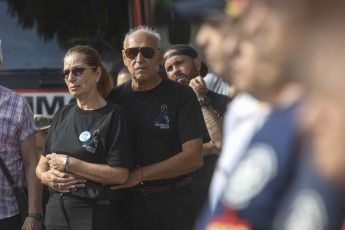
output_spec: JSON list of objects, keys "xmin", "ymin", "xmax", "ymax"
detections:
[
  {"xmin": 124, "ymin": 47, "xmax": 160, "ymax": 59},
  {"xmin": 59, "ymin": 67, "xmax": 97, "ymax": 79}
]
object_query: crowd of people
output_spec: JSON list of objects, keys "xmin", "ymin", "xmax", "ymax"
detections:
[{"xmin": 1, "ymin": 0, "xmax": 345, "ymax": 229}]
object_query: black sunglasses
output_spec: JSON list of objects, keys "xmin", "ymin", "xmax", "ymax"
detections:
[
  {"xmin": 124, "ymin": 47, "xmax": 160, "ymax": 59},
  {"xmin": 59, "ymin": 67, "xmax": 97, "ymax": 79}
]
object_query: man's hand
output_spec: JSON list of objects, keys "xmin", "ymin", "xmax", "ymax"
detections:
[
  {"xmin": 110, "ymin": 169, "xmax": 141, "ymax": 190},
  {"xmin": 21, "ymin": 217, "xmax": 43, "ymax": 230},
  {"xmin": 189, "ymin": 76, "xmax": 208, "ymax": 100}
]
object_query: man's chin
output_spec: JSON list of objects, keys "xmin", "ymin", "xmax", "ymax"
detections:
[
  {"xmin": 174, "ymin": 77, "xmax": 189, "ymax": 85},
  {"xmin": 177, "ymin": 79, "xmax": 188, "ymax": 84}
]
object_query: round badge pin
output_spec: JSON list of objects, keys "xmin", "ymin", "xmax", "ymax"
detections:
[{"xmin": 79, "ymin": 131, "xmax": 91, "ymax": 142}]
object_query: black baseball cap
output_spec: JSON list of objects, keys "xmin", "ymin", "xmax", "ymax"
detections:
[{"xmin": 162, "ymin": 44, "xmax": 208, "ymax": 77}]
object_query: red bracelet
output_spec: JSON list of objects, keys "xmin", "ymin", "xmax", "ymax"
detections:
[{"xmin": 136, "ymin": 165, "xmax": 143, "ymax": 185}]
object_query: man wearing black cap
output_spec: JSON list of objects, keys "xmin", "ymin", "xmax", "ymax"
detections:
[{"xmin": 163, "ymin": 44, "xmax": 231, "ymax": 215}]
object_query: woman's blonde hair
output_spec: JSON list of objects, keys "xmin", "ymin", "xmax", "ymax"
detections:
[{"xmin": 64, "ymin": 45, "xmax": 114, "ymax": 98}]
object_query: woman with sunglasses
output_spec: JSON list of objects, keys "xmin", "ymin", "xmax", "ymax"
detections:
[{"xmin": 36, "ymin": 45, "xmax": 133, "ymax": 230}]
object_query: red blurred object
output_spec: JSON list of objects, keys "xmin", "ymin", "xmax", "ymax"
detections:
[{"xmin": 206, "ymin": 208, "xmax": 252, "ymax": 230}]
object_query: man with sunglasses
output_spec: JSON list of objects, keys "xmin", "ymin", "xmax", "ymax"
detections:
[
  {"xmin": 162, "ymin": 44, "xmax": 231, "ymax": 216},
  {"xmin": 108, "ymin": 26, "xmax": 210, "ymax": 230}
]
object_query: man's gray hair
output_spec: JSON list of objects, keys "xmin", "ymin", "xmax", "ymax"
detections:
[
  {"xmin": 0, "ymin": 40, "xmax": 2, "ymax": 63},
  {"xmin": 123, "ymin": 26, "xmax": 161, "ymax": 49}
]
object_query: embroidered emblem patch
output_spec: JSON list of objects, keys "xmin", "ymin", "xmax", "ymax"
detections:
[{"xmin": 154, "ymin": 104, "xmax": 170, "ymax": 129}]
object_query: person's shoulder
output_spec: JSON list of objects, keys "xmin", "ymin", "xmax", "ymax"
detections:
[
  {"xmin": 161, "ymin": 77, "xmax": 194, "ymax": 93},
  {"xmin": 0, "ymin": 85, "xmax": 23, "ymax": 98},
  {"xmin": 0, "ymin": 85, "xmax": 14, "ymax": 94},
  {"xmin": 115, "ymin": 80, "xmax": 130, "ymax": 92},
  {"xmin": 55, "ymin": 102, "xmax": 77, "ymax": 116},
  {"xmin": 0, "ymin": 85, "xmax": 31, "ymax": 106},
  {"xmin": 108, "ymin": 81, "xmax": 130, "ymax": 101},
  {"xmin": 106, "ymin": 100, "xmax": 125, "ymax": 113}
]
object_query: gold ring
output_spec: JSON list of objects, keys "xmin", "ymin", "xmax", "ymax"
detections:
[{"xmin": 58, "ymin": 183, "xmax": 61, "ymax": 189}]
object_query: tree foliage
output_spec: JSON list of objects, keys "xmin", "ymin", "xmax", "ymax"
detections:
[{"xmin": 6, "ymin": 0, "xmax": 129, "ymax": 52}]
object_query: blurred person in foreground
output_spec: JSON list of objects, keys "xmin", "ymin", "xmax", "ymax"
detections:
[
  {"xmin": 36, "ymin": 45, "xmax": 133, "ymax": 230},
  {"xmin": 174, "ymin": 0, "xmax": 345, "ymax": 229},
  {"xmin": 298, "ymin": 1, "xmax": 345, "ymax": 187},
  {"xmin": 199, "ymin": 0, "xmax": 345, "ymax": 229},
  {"xmin": 172, "ymin": 0, "xmax": 271, "ymax": 217},
  {"xmin": 163, "ymin": 44, "xmax": 231, "ymax": 215},
  {"xmin": 116, "ymin": 66, "xmax": 131, "ymax": 86},
  {"xmin": 0, "ymin": 40, "xmax": 43, "ymax": 230},
  {"xmin": 108, "ymin": 26, "xmax": 210, "ymax": 230}
]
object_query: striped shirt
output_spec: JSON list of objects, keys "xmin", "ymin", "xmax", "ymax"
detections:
[{"xmin": 0, "ymin": 85, "xmax": 37, "ymax": 219}]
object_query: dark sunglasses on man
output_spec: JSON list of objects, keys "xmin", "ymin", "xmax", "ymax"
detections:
[
  {"xmin": 124, "ymin": 47, "xmax": 160, "ymax": 59},
  {"xmin": 59, "ymin": 67, "xmax": 97, "ymax": 79}
]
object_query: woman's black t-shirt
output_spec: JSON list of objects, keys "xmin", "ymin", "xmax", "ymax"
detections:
[{"xmin": 43, "ymin": 101, "xmax": 133, "ymax": 200}]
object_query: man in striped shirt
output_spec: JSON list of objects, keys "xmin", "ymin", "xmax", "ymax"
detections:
[{"xmin": 0, "ymin": 40, "xmax": 43, "ymax": 230}]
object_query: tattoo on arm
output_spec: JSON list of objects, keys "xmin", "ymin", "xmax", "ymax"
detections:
[
  {"xmin": 202, "ymin": 106, "xmax": 223, "ymax": 151},
  {"xmin": 197, "ymin": 88, "xmax": 208, "ymax": 97}
]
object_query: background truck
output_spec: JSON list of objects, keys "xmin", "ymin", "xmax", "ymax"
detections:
[{"xmin": 0, "ymin": 0, "xmax": 163, "ymax": 119}]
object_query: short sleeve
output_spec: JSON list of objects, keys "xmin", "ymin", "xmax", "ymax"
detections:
[
  {"xmin": 17, "ymin": 96, "xmax": 37, "ymax": 143},
  {"xmin": 42, "ymin": 124, "xmax": 52, "ymax": 156},
  {"xmin": 105, "ymin": 106, "xmax": 133, "ymax": 169},
  {"xmin": 177, "ymin": 86, "xmax": 210, "ymax": 144}
]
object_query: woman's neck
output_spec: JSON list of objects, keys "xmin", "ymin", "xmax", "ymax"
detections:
[{"xmin": 77, "ymin": 94, "xmax": 107, "ymax": 110}]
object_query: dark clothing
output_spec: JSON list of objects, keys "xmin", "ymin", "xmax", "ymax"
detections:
[
  {"xmin": 45, "ymin": 193, "xmax": 122, "ymax": 230},
  {"xmin": 193, "ymin": 154, "xmax": 219, "ymax": 215},
  {"xmin": 272, "ymin": 149, "xmax": 345, "ymax": 230},
  {"xmin": 0, "ymin": 214, "xmax": 21, "ymax": 230},
  {"xmin": 229, "ymin": 101, "xmax": 301, "ymax": 230},
  {"xmin": 119, "ymin": 184, "xmax": 197, "ymax": 230},
  {"xmin": 193, "ymin": 90, "xmax": 231, "ymax": 214},
  {"xmin": 107, "ymin": 77, "xmax": 210, "ymax": 230},
  {"xmin": 199, "ymin": 100, "xmax": 345, "ymax": 230},
  {"xmin": 43, "ymin": 101, "xmax": 132, "ymax": 228},
  {"xmin": 198, "ymin": 101, "xmax": 301, "ymax": 230},
  {"xmin": 206, "ymin": 90, "xmax": 231, "ymax": 118},
  {"xmin": 108, "ymin": 77, "xmax": 210, "ymax": 186}
]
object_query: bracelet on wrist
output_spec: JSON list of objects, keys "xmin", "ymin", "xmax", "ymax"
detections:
[
  {"xmin": 63, "ymin": 155, "xmax": 71, "ymax": 173},
  {"xmin": 27, "ymin": 213, "xmax": 44, "ymax": 221}
]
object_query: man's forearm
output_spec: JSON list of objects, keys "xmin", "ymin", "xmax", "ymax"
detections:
[
  {"xmin": 203, "ymin": 142, "xmax": 221, "ymax": 156},
  {"xmin": 142, "ymin": 138, "xmax": 203, "ymax": 181},
  {"xmin": 201, "ymin": 105, "xmax": 223, "ymax": 150},
  {"xmin": 20, "ymin": 134, "xmax": 43, "ymax": 214},
  {"xmin": 25, "ymin": 163, "xmax": 43, "ymax": 214}
]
